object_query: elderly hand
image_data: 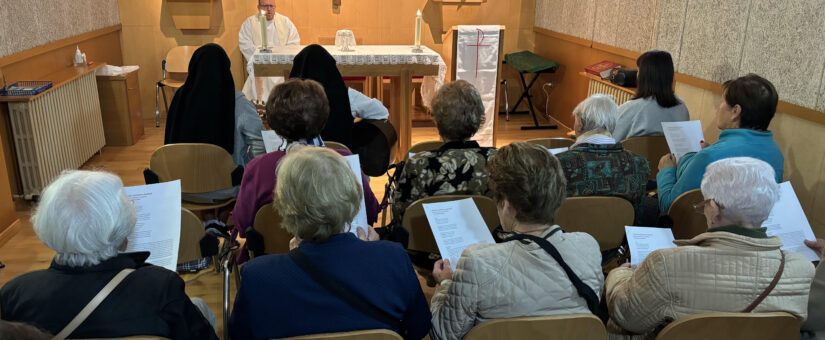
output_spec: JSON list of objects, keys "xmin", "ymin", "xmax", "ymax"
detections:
[
  {"xmin": 432, "ymin": 259, "xmax": 454, "ymax": 283},
  {"xmin": 620, "ymin": 262, "xmax": 637, "ymax": 269},
  {"xmin": 289, "ymin": 237, "xmax": 302, "ymax": 250},
  {"xmin": 804, "ymin": 239, "xmax": 825, "ymax": 261},
  {"xmin": 356, "ymin": 226, "xmax": 379, "ymax": 242},
  {"xmin": 658, "ymin": 153, "xmax": 677, "ymax": 170}
]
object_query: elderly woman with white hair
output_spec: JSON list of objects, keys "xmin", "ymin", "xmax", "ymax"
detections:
[
  {"xmin": 229, "ymin": 147, "xmax": 431, "ymax": 340},
  {"xmin": 557, "ymin": 94, "xmax": 650, "ymax": 223},
  {"xmin": 604, "ymin": 157, "xmax": 815, "ymax": 338},
  {"xmin": 0, "ymin": 170, "xmax": 218, "ymax": 340}
]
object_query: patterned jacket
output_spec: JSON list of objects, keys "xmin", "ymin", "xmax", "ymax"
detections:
[
  {"xmin": 557, "ymin": 143, "xmax": 649, "ymax": 222},
  {"xmin": 390, "ymin": 141, "xmax": 497, "ymax": 221}
]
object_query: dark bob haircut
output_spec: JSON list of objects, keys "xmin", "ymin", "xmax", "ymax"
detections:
[
  {"xmin": 634, "ymin": 50, "xmax": 680, "ymax": 108},
  {"xmin": 722, "ymin": 74, "xmax": 778, "ymax": 131},
  {"xmin": 266, "ymin": 79, "xmax": 330, "ymax": 141}
]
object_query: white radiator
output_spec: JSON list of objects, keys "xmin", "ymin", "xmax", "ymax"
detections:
[
  {"xmin": 586, "ymin": 78, "xmax": 634, "ymax": 106},
  {"xmin": 8, "ymin": 72, "xmax": 105, "ymax": 196}
]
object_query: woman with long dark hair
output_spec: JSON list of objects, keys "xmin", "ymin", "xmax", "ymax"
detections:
[{"xmin": 611, "ymin": 50, "xmax": 689, "ymax": 141}]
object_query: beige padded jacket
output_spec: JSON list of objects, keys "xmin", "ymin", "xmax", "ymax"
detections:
[
  {"xmin": 429, "ymin": 226, "xmax": 603, "ymax": 340},
  {"xmin": 605, "ymin": 231, "xmax": 815, "ymax": 336}
]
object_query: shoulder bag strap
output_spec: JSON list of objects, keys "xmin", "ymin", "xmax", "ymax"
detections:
[
  {"xmin": 504, "ymin": 232, "xmax": 602, "ymax": 316},
  {"xmin": 288, "ymin": 248, "xmax": 402, "ymax": 330},
  {"xmin": 742, "ymin": 250, "xmax": 786, "ymax": 313},
  {"xmin": 53, "ymin": 268, "xmax": 135, "ymax": 340}
]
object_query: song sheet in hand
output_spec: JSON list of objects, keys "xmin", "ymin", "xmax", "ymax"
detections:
[
  {"xmin": 422, "ymin": 198, "xmax": 495, "ymax": 266},
  {"xmin": 123, "ymin": 180, "xmax": 182, "ymax": 271}
]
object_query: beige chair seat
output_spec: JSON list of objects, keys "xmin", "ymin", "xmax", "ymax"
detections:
[
  {"xmin": 654, "ymin": 312, "xmax": 801, "ymax": 340},
  {"xmin": 463, "ymin": 314, "xmax": 606, "ymax": 340}
]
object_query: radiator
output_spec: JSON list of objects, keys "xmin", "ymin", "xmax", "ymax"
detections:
[
  {"xmin": 586, "ymin": 78, "xmax": 634, "ymax": 106},
  {"xmin": 8, "ymin": 72, "xmax": 106, "ymax": 196}
]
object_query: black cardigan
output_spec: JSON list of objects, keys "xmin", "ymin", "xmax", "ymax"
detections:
[{"xmin": 0, "ymin": 252, "xmax": 218, "ymax": 340}]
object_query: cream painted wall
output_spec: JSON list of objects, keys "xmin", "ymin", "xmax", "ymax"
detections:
[
  {"xmin": 119, "ymin": 0, "xmax": 536, "ymax": 119},
  {"xmin": 675, "ymin": 81, "xmax": 825, "ymax": 237}
]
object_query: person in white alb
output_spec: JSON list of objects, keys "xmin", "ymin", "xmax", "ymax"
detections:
[{"xmin": 238, "ymin": 0, "xmax": 300, "ymax": 102}]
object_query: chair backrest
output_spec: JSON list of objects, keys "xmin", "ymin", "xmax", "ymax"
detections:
[
  {"xmin": 324, "ymin": 141, "xmax": 350, "ymax": 152},
  {"xmin": 463, "ymin": 314, "xmax": 606, "ymax": 340},
  {"xmin": 554, "ymin": 197, "xmax": 634, "ymax": 251},
  {"xmin": 149, "ymin": 143, "xmax": 237, "ymax": 193},
  {"xmin": 164, "ymin": 45, "xmax": 198, "ymax": 74},
  {"xmin": 405, "ymin": 140, "xmax": 444, "ymax": 160},
  {"xmin": 402, "ymin": 195, "xmax": 499, "ymax": 253},
  {"xmin": 654, "ymin": 312, "xmax": 801, "ymax": 340},
  {"xmin": 178, "ymin": 208, "xmax": 205, "ymax": 264},
  {"xmin": 667, "ymin": 189, "xmax": 706, "ymax": 240},
  {"xmin": 276, "ymin": 329, "xmax": 402, "ymax": 340},
  {"xmin": 620, "ymin": 136, "xmax": 670, "ymax": 180},
  {"xmin": 253, "ymin": 202, "xmax": 292, "ymax": 255},
  {"xmin": 525, "ymin": 137, "xmax": 575, "ymax": 149}
]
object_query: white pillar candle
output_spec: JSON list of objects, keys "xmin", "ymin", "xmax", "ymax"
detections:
[
  {"xmin": 414, "ymin": 10, "xmax": 422, "ymax": 48},
  {"xmin": 260, "ymin": 10, "xmax": 268, "ymax": 51}
]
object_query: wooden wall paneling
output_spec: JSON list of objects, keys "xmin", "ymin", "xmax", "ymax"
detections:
[{"xmin": 0, "ymin": 124, "xmax": 18, "ymax": 238}]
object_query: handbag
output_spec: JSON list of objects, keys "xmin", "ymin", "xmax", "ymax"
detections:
[
  {"xmin": 53, "ymin": 268, "xmax": 135, "ymax": 340},
  {"xmin": 288, "ymin": 248, "xmax": 406, "ymax": 335},
  {"xmin": 504, "ymin": 231, "xmax": 609, "ymax": 322}
]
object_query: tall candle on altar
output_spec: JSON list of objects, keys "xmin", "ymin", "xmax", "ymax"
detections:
[
  {"xmin": 414, "ymin": 10, "xmax": 422, "ymax": 48},
  {"xmin": 259, "ymin": 10, "xmax": 268, "ymax": 51}
]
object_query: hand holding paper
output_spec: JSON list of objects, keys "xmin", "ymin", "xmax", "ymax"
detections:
[
  {"xmin": 763, "ymin": 182, "xmax": 820, "ymax": 261},
  {"xmin": 625, "ymin": 226, "xmax": 676, "ymax": 266},
  {"xmin": 662, "ymin": 121, "xmax": 704, "ymax": 163},
  {"xmin": 123, "ymin": 181, "xmax": 182, "ymax": 271},
  {"xmin": 422, "ymin": 198, "xmax": 495, "ymax": 266}
]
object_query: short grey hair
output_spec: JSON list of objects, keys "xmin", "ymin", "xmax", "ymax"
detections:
[
  {"xmin": 273, "ymin": 147, "xmax": 361, "ymax": 242},
  {"xmin": 32, "ymin": 170, "xmax": 136, "ymax": 267},
  {"xmin": 701, "ymin": 157, "xmax": 780, "ymax": 226},
  {"xmin": 573, "ymin": 94, "xmax": 618, "ymax": 133},
  {"xmin": 430, "ymin": 80, "xmax": 485, "ymax": 141}
]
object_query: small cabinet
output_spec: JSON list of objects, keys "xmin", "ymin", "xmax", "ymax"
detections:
[{"xmin": 96, "ymin": 69, "xmax": 144, "ymax": 146}]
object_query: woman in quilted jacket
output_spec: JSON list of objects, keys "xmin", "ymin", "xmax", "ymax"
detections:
[
  {"xmin": 605, "ymin": 157, "xmax": 815, "ymax": 338},
  {"xmin": 428, "ymin": 142, "xmax": 604, "ymax": 340}
]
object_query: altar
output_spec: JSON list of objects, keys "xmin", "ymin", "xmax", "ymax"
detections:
[{"xmin": 252, "ymin": 45, "xmax": 446, "ymax": 161}]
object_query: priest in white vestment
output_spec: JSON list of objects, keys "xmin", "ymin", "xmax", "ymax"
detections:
[{"xmin": 239, "ymin": 0, "xmax": 300, "ymax": 102}]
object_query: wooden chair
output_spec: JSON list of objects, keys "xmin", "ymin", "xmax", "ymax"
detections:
[
  {"xmin": 464, "ymin": 314, "xmax": 606, "ymax": 340},
  {"xmin": 554, "ymin": 197, "xmax": 634, "ymax": 252},
  {"xmin": 253, "ymin": 202, "xmax": 292, "ymax": 256},
  {"xmin": 276, "ymin": 329, "xmax": 402, "ymax": 340},
  {"xmin": 525, "ymin": 137, "xmax": 574, "ymax": 149},
  {"xmin": 148, "ymin": 143, "xmax": 238, "ymax": 212},
  {"xmin": 324, "ymin": 141, "xmax": 350, "ymax": 152},
  {"xmin": 402, "ymin": 195, "xmax": 499, "ymax": 254},
  {"xmin": 178, "ymin": 208, "xmax": 206, "ymax": 264},
  {"xmin": 654, "ymin": 312, "xmax": 801, "ymax": 340},
  {"xmin": 620, "ymin": 136, "xmax": 670, "ymax": 180},
  {"xmin": 405, "ymin": 140, "xmax": 444, "ymax": 160},
  {"xmin": 155, "ymin": 45, "xmax": 198, "ymax": 127},
  {"xmin": 667, "ymin": 189, "xmax": 706, "ymax": 240}
]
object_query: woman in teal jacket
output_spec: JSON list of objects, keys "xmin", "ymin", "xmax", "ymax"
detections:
[{"xmin": 657, "ymin": 74, "xmax": 783, "ymax": 212}]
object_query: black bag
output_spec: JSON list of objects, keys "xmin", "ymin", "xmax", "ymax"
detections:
[{"xmin": 504, "ymin": 231, "xmax": 609, "ymax": 323}]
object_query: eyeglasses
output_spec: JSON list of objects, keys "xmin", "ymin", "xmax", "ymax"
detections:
[
  {"xmin": 258, "ymin": 4, "xmax": 274, "ymax": 9},
  {"xmin": 693, "ymin": 199, "xmax": 722, "ymax": 214}
]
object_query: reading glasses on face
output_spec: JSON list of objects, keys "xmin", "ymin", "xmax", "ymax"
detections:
[
  {"xmin": 259, "ymin": 5, "xmax": 275, "ymax": 9},
  {"xmin": 693, "ymin": 199, "xmax": 723, "ymax": 214}
]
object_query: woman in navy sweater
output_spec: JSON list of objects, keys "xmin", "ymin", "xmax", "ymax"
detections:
[{"xmin": 229, "ymin": 147, "xmax": 431, "ymax": 340}]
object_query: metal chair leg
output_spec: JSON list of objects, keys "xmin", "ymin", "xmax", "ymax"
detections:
[
  {"xmin": 222, "ymin": 255, "xmax": 231, "ymax": 340},
  {"xmin": 155, "ymin": 83, "xmax": 161, "ymax": 128}
]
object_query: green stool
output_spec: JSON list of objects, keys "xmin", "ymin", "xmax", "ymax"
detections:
[{"xmin": 503, "ymin": 51, "xmax": 559, "ymax": 130}]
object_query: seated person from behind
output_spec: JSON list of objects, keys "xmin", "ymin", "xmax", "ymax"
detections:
[
  {"xmin": 605, "ymin": 157, "xmax": 815, "ymax": 338},
  {"xmin": 0, "ymin": 170, "xmax": 218, "ymax": 340},
  {"xmin": 429, "ymin": 142, "xmax": 603, "ymax": 340},
  {"xmin": 557, "ymin": 94, "xmax": 649, "ymax": 223},
  {"xmin": 164, "ymin": 43, "xmax": 265, "ymax": 167},
  {"xmin": 611, "ymin": 50, "xmax": 690, "ymax": 142},
  {"xmin": 657, "ymin": 74, "xmax": 783, "ymax": 212},
  {"xmin": 390, "ymin": 80, "xmax": 497, "ymax": 233},
  {"xmin": 285, "ymin": 44, "xmax": 389, "ymax": 149},
  {"xmin": 229, "ymin": 147, "xmax": 431, "ymax": 340},
  {"xmin": 232, "ymin": 79, "xmax": 379, "ymax": 263}
]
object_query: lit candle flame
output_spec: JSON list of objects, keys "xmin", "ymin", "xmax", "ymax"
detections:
[
  {"xmin": 417, "ymin": 9, "xmax": 421, "ymax": 16},
  {"xmin": 261, "ymin": 10, "xmax": 266, "ymax": 16}
]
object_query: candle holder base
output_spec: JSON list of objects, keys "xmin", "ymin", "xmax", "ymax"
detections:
[
  {"xmin": 259, "ymin": 48, "xmax": 272, "ymax": 53},
  {"xmin": 412, "ymin": 46, "xmax": 424, "ymax": 53}
]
